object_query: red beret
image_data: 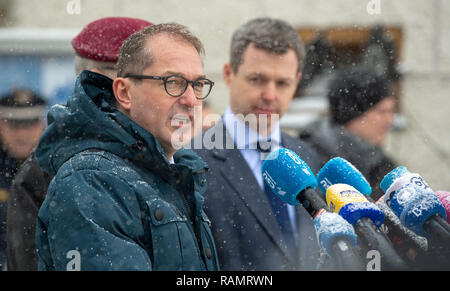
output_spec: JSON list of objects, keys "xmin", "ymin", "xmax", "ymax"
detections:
[{"xmin": 71, "ymin": 17, "xmax": 153, "ymax": 63}]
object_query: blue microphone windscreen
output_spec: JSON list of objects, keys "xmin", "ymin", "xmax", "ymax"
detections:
[
  {"xmin": 339, "ymin": 201, "xmax": 385, "ymax": 228},
  {"xmin": 380, "ymin": 166, "xmax": 410, "ymax": 193},
  {"xmin": 314, "ymin": 212, "xmax": 358, "ymax": 254},
  {"xmin": 316, "ymin": 157, "xmax": 372, "ymax": 196},
  {"xmin": 390, "ymin": 186, "xmax": 446, "ymax": 237},
  {"xmin": 262, "ymin": 148, "xmax": 317, "ymax": 206}
]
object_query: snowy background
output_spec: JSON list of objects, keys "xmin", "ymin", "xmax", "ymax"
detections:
[{"xmin": 0, "ymin": 0, "xmax": 449, "ymax": 191}]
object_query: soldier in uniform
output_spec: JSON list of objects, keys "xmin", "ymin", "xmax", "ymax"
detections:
[{"xmin": 0, "ymin": 89, "xmax": 47, "ymax": 270}]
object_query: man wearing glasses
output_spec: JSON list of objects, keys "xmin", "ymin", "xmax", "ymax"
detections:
[{"xmin": 34, "ymin": 23, "xmax": 219, "ymax": 270}]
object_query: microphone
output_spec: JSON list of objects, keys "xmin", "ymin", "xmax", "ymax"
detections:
[
  {"xmin": 317, "ymin": 157, "xmax": 429, "ymax": 266},
  {"xmin": 262, "ymin": 148, "xmax": 364, "ymax": 270},
  {"xmin": 317, "ymin": 157, "xmax": 372, "ymax": 196},
  {"xmin": 261, "ymin": 148, "xmax": 327, "ymax": 217},
  {"xmin": 380, "ymin": 167, "xmax": 450, "ymax": 241},
  {"xmin": 435, "ymin": 191, "xmax": 450, "ymax": 224},
  {"xmin": 325, "ymin": 183, "xmax": 384, "ymax": 227},
  {"xmin": 325, "ymin": 183, "xmax": 408, "ymax": 270},
  {"xmin": 374, "ymin": 197, "xmax": 429, "ymax": 263}
]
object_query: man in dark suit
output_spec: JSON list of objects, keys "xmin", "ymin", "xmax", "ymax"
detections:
[{"xmin": 194, "ymin": 18, "xmax": 324, "ymax": 270}]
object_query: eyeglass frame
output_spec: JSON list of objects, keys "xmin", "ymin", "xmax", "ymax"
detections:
[{"xmin": 123, "ymin": 74, "xmax": 214, "ymax": 100}]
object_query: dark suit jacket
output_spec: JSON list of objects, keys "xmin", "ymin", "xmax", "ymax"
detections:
[
  {"xmin": 194, "ymin": 119, "xmax": 325, "ymax": 270},
  {"xmin": 6, "ymin": 153, "xmax": 52, "ymax": 271}
]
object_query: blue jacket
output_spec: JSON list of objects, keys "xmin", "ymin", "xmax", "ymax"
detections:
[{"xmin": 34, "ymin": 71, "xmax": 219, "ymax": 271}]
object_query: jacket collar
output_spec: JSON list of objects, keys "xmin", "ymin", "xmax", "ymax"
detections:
[{"xmin": 302, "ymin": 119, "xmax": 386, "ymax": 170}]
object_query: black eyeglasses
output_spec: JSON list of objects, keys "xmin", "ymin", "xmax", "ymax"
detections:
[{"xmin": 124, "ymin": 74, "xmax": 214, "ymax": 100}]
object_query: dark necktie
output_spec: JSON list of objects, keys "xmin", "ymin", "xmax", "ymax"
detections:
[{"xmin": 257, "ymin": 140, "xmax": 297, "ymax": 258}]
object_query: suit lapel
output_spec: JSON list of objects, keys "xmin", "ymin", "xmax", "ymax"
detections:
[{"xmin": 206, "ymin": 120, "xmax": 293, "ymax": 261}]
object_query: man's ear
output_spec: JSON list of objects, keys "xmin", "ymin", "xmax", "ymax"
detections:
[
  {"xmin": 223, "ymin": 62, "xmax": 235, "ymax": 88},
  {"xmin": 113, "ymin": 78, "xmax": 132, "ymax": 112}
]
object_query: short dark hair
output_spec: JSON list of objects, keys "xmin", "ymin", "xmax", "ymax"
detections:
[
  {"xmin": 117, "ymin": 22, "xmax": 205, "ymax": 78},
  {"xmin": 230, "ymin": 17, "xmax": 305, "ymax": 73}
]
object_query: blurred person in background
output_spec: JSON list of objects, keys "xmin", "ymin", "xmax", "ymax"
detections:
[
  {"xmin": 300, "ymin": 67, "xmax": 398, "ymax": 200},
  {"xmin": 0, "ymin": 88, "xmax": 47, "ymax": 270},
  {"xmin": 6, "ymin": 17, "xmax": 153, "ymax": 271}
]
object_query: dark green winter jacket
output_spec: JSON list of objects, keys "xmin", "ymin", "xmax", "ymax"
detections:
[{"xmin": 34, "ymin": 71, "xmax": 219, "ymax": 271}]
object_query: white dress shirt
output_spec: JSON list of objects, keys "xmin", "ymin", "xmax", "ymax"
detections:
[{"xmin": 223, "ymin": 107, "xmax": 298, "ymax": 235}]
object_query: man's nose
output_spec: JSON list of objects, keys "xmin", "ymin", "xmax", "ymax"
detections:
[
  {"xmin": 179, "ymin": 83, "xmax": 200, "ymax": 107},
  {"xmin": 262, "ymin": 82, "xmax": 277, "ymax": 101}
]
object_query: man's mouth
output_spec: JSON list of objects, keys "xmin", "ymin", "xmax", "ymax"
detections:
[
  {"xmin": 255, "ymin": 107, "xmax": 276, "ymax": 115},
  {"xmin": 171, "ymin": 113, "xmax": 193, "ymax": 128}
]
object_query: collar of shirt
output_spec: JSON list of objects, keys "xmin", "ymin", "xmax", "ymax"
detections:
[
  {"xmin": 223, "ymin": 106, "xmax": 281, "ymax": 150},
  {"xmin": 223, "ymin": 107, "xmax": 298, "ymax": 235}
]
